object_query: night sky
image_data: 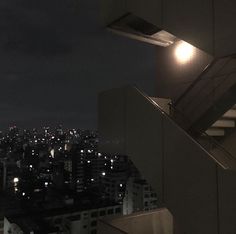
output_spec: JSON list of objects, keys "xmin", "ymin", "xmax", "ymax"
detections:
[{"xmin": 0, "ymin": 0, "xmax": 212, "ymax": 130}]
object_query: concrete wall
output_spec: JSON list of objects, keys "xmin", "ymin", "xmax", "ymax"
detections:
[
  {"xmin": 127, "ymin": 0, "xmax": 163, "ymax": 28},
  {"xmin": 98, "ymin": 86, "xmax": 164, "ymax": 201},
  {"xmin": 98, "ymin": 220, "xmax": 126, "ymax": 234},
  {"xmin": 221, "ymin": 130, "xmax": 236, "ymax": 158},
  {"xmin": 218, "ymin": 169, "xmax": 236, "ymax": 233},
  {"xmin": 101, "ymin": 0, "xmax": 127, "ymax": 26},
  {"xmin": 101, "ymin": 0, "xmax": 236, "ymax": 57},
  {"xmin": 163, "ymin": 118, "xmax": 218, "ymax": 233},
  {"xmin": 163, "ymin": 0, "xmax": 213, "ymax": 54},
  {"xmin": 214, "ymin": 0, "xmax": 236, "ymax": 57},
  {"xmin": 100, "ymin": 208, "xmax": 173, "ymax": 234},
  {"xmin": 98, "ymin": 86, "xmax": 236, "ymax": 233}
]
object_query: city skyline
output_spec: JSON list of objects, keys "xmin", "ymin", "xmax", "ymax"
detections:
[{"xmin": 0, "ymin": 125, "xmax": 157, "ymax": 233}]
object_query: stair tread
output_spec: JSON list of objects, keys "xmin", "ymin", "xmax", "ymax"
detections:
[
  {"xmin": 222, "ymin": 109, "xmax": 236, "ymax": 119},
  {"xmin": 206, "ymin": 128, "xmax": 225, "ymax": 136},
  {"xmin": 211, "ymin": 119, "xmax": 235, "ymax": 128},
  {"xmin": 231, "ymin": 104, "xmax": 236, "ymax": 110}
]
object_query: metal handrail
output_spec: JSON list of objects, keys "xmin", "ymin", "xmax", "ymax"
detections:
[
  {"xmin": 133, "ymin": 86, "xmax": 236, "ymax": 169},
  {"xmin": 168, "ymin": 103, "xmax": 236, "ymax": 162}
]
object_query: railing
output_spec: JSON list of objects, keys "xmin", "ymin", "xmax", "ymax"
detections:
[
  {"xmin": 174, "ymin": 54, "xmax": 236, "ymax": 129},
  {"xmin": 134, "ymin": 86, "xmax": 236, "ymax": 170},
  {"xmin": 169, "ymin": 103, "xmax": 236, "ymax": 170}
]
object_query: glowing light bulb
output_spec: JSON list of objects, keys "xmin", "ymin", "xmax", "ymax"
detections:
[{"xmin": 175, "ymin": 41, "xmax": 194, "ymax": 64}]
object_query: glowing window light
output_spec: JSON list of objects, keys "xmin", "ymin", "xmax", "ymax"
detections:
[
  {"xmin": 13, "ymin": 177, "xmax": 19, "ymax": 183},
  {"xmin": 50, "ymin": 149, "xmax": 55, "ymax": 158},
  {"xmin": 175, "ymin": 41, "xmax": 194, "ymax": 64}
]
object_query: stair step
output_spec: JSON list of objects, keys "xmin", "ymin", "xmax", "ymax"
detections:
[
  {"xmin": 206, "ymin": 128, "xmax": 225, "ymax": 136},
  {"xmin": 211, "ymin": 119, "xmax": 235, "ymax": 128},
  {"xmin": 222, "ymin": 109, "xmax": 236, "ymax": 119}
]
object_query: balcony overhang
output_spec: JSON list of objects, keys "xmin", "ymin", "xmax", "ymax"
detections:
[{"xmin": 108, "ymin": 13, "xmax": 177, "ymax": 47}]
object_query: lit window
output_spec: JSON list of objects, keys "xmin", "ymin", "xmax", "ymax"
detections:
[{"xmin": 13, "ymin": 177, "xmax": 19, "ymax": 183}]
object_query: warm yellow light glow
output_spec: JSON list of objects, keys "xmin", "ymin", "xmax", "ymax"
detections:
[{"xmin": 175, "ymin": 41, "xmax": 194, "ymax": 64}]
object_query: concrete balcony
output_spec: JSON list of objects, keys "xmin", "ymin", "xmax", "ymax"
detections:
[{"xmin": 98, "ymin": 208, "xmax": 173, "ymax": 234}]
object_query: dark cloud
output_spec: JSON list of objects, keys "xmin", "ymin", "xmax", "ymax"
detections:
[
  {"xmin": 0, "ymin": 0, "xmax": 75, "ymax": 56},
  {"xmin": 0, "ymin": 0, "xmax": 158, "ymax": 130}
]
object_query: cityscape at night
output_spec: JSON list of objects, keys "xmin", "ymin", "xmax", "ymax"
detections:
[
  {"xmin": 0, "ymin": 0, "xmax": 236, "ymax": 233},
  {"xmin": 0, "ymin": 126, "xmax": 158, "ymax": 233}
]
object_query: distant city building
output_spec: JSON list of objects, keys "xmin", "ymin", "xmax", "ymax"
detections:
[
  {"xmin": 46, "ymin": 204, "xmax": 122, "ymax": 234},
  {"xmin": 102, "ymin": 170, "xmax": 128, "ymax": 203},
  {"xmin": 4, "ymin": 203, "xmax": 122, "ymax": 234},
  {"xmin": 0, "ymin": 159, "xmax": 19, "ymax": 192},
  {"xmin": 123, "ymin": 177, "xmax": 158, "ymax": 215},
  {"xmin": 0, "ymin": 126, "xmax": 159, "ymax": 234}
]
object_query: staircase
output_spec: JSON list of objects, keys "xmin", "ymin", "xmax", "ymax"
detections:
[
  {"xmin": 206, "ymin": 105, "xmax": 236, "ymax": 137},
  {"xmin": 173, "ymin": 55, "xmax": 236, "ymax": 134}
]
